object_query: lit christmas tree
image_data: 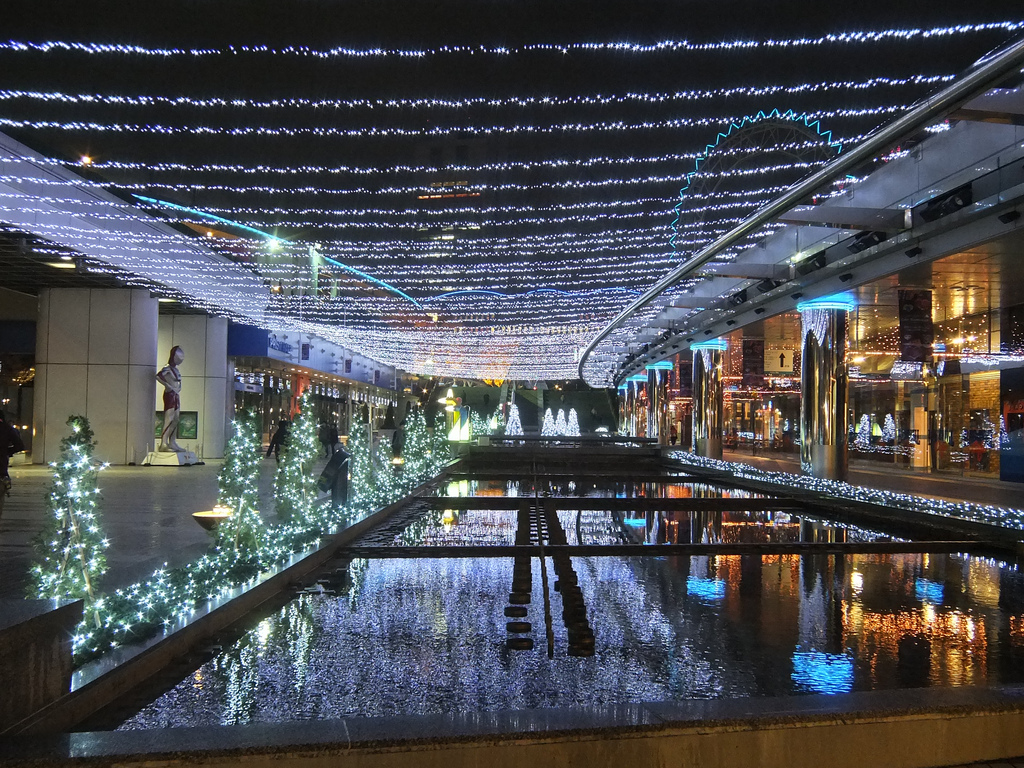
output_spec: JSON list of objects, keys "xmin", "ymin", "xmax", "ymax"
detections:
[
  {"xmin": 274, "ymin": 393, "xmax": 319, "ymax": 523},
  {"xmin": 566, "ymin": 408, "xmax": 581, "ymax": 437},
  {"xmin": 542, "ymin": 408, "xmax": 556, "ymax": 436},
  {"xmin": 505, "ymin": 403, "xmax": 523, "ymax": 436},
  {"xmin": 554, "ymin": 408, "xmax": 567, "ymax": 435},
  {"xmin": 347, "ymin": 414, "xmax": 374, "ymax": 508},
  {"xmin": 490, "ymin": 405, "xmax": 505, "ymax": 433},
  {"xmin": 27, "ymin": 415, "xmax": 109, "ymax": 611},
  {"xmin": 429, "ymin": 412, "xmax": 451, "ymax": 472},
  {"xmin": 216, "ymin": 411, "xmax": 265, "ymax": 551},
  {"xmin": 882, "ymin": 413, "xmax": 896, "ymax": 443},
  {"xmin": 372, "ymin": 435, "xmax": 398, "ymax": 505},
  {"xmin": 401, "ymin": 409, "xmax": 430, "ymax": 483},
  {"xmin": 854, "ymin": 414, "xmax": 871, "ymax": 450}
]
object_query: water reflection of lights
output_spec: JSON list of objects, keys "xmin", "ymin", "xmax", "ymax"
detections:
[
  {"xmin": 915, "ymin": 578, "xmax": 944, "ymax": 605},
  {"xmin": 851, "ymin": 572, "xmax": 864, "ymax": 592},
  {"xmin": 686, "ymin": 576, "xmax": 727, "ymax": 603},
  {"xmin": 791, "ymin": 651, "xmax": 854, "ymax": 694}
]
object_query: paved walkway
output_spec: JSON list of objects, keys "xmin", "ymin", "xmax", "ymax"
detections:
[
  {"xmin": 0, "ymin": 454, "xmax": 330, "ymax": 601},
  {"xmin": 722, "ymin": 449, "xmax": 1024, "ymax": 509}
]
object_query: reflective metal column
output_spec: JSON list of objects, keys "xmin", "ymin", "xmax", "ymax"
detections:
[
  {"xmin": 647, "ymin": 363, "xmax": 672, "ymax": 445},
  {"xmin": 692, "ymin": 342, "xmax": 725, "ymax": 458},
  {"xmin": 799, "ymin": 302, "xmax": 850, "ymax": 480},
  {"xmin": 627, "ymin": 375, "xmax": 648, "ymax": 438},
  {"xmin": 617, "ymin": 384, "xmax": 630, "ymax": 435}
]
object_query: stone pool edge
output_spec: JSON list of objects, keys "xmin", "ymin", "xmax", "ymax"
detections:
[{"xmin": 2, "ymin": 686, "xmax": 1024, "ymax": 767}]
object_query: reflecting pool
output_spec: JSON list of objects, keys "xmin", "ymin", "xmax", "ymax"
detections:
[{"xmin": 120, "ymin": 551, "xmax": 1024, "ymax": 729}]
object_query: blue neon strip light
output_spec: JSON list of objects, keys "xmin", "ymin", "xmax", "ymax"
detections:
[
  {"xmin": 626, "ymin": 374, "xmax": 648, "ymax": 383},
  {"xmin": 795, "ymin": 292, "xmax": 856, "ymax": 313},
  {"xmin": 133, "ymin": 194, "xmax": 283, "ymax": 243},
  {"xmin": 322, "ymin": 256, "xmax": 422, "ymax": 307},
  {"xmin": 692, "ymin": 339, "xmax": 728, "ymax": 351},
  {"xmin": 645, "ymin": 361, "xmax": 675, "ymax": 370},
  {"xmin": 670, "ymin": 109, "xmax": 843, "ymax": 255},
  {"xmin": 134, "ymin": 195, "xmax": 422, "ymax": 308}
]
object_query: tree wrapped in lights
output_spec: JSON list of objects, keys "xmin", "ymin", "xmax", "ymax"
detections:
[
  {"xmin": 430, "ymin": 413, "xmax": 451, "ymax": 472},
  {"xmin": 274, "ymin": 394, "xmax": 319, "ymax": 523},
  {"xmin": 566, "ymin": 408, "xmax": 581, "ymax": 437},
  {"xmin": 27, "ymin": 415, "xmax": 109, "ymax": 608},
  {"xmin": 882, "ymin": 414, "xmax": 896, "ymax": 444},
  {"xmin": 490, "ymin": 405, "xmax": 505, "ymax": 434},
  {"xmin": 505, "ymin": 403, "xmax": 523, "ymax": 436},
  {"xmin": 554, "ymin": 409, "xmax": 567, "ymax": 435},
  {"xmin": 372, "ymin": 437, "xmax": 398, "ymax": 505},
  {"xmin": 216, "ymin": 411, "xmax": 265, "ymax": 551},
  {"xmin": 854, "ymin": 415, "xmax": 871, "ymax": 451},
  {"xmin": 401, "ymin": 409, "xmax": 430, "ymax": 482},
  {"xmin": 542, "ymin": 408, "xmax": 556, "ymax": 436},
  {"xmin": 346, "ymin": 414, "xmax": 374, "ymax": 508}
]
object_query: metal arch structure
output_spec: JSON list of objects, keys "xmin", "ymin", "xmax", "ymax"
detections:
[{"xmin": 578, "ymin": 34, "xmax": 1024, "ymax": 387}]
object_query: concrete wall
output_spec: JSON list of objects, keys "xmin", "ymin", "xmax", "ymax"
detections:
[
  {"xmin": 34, "ymin": 288, "xmax": 157, "ymax": 465},
  {"xmin": 157, "ymin": 315, "xmax": 230, "ymax": 459}
]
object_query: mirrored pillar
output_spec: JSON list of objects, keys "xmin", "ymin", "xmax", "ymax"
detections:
[
  {"xmin": 692, "ymin": 341, "xmax": 726, "ymax": 458},
  {"xmin": 617, "ymin": 383, "xmax": 630, "ymax": 435},
  {"xmin": 799, "ymin": 298, "xmax": 852, "ymax": 480},
  {"xmin": 647, "ymin": 362, "xmax": 672, "ymax": 445},
  {"xmin": 627, "ymin": 375, "xmax": 647, "ymax": 438}
]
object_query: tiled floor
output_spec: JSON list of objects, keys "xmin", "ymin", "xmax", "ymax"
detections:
[{"xmin": 0, "ymin": 454, "xmax": 325, "ymax": 600}]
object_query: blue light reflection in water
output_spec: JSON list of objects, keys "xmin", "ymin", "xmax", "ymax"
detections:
[
  {"xmin": 915, "ymin": 578, "xmax": 945, "ymax": 604},
  {"xmin": 791, "ymin": 651, "xmax": 854, "ymax": 694}
]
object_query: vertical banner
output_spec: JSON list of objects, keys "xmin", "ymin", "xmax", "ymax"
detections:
[
  {"xmin": 898, "ymin": 290, "xmax": 933, "ymax": 363},
  {"xmin": 742, "ymin": 339, "xmax": 765, "ymax": 387}
]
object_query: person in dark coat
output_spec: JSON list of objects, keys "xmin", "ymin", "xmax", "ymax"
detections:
[
  {"xmin": 266, "ymin": 419, "xmax": 290, "ymax": 461},
  {"xmin": 318, "ymin": 422, "xmax": 332, "ymax": 458},
  {"xmin": 318, "ymin": 442, "xmax": 350, "ymax": 507},
  {"xmin": 329, "ymin": 422, "xmax": 340, "ymax": 455},
  {"xmin": 0, "ymin": 412, "xmax": 25, "ymax": 497}
]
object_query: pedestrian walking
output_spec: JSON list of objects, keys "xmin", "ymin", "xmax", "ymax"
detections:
[
  {"xmin": 266, "ymin": 419, "xmax": 290, "ymax": 461},
  {"xmin": 0, "ymin": 412, "xmax": 25, "ymax": 515}
]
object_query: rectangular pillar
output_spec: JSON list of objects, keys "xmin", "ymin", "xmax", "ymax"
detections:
[{"xmin": 34, "ymin": 288, "xmax": 157, "ymax": 465}]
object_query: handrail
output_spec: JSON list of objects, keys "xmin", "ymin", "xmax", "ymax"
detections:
[{"xmin": 578, "ymin": 35, "xmax": 1024, "ymax": 385}]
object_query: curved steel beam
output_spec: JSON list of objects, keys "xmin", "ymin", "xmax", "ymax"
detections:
[{"xmin": 578, "ymin": 35, "xmax": 1024, "ymax": 385}]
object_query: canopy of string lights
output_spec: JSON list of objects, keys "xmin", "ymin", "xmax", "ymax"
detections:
[{"xmin": 1, "ymin": 2, "xmax": 1020, "ymax": 381}]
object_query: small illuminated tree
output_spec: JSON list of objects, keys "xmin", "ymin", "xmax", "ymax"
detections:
[
  {"xmin": 372, "ymin": 436, "xmax": 398, "ymax": 505},
  {"xmin": 542, "ymin": 408, "xmax": 556, "ymax": 436},
  {"xmin": 401, "ymin": 409, "xmax": 430, "ymax": 483},
  {"xmin": 566, "ymin": 408, "xmax": 581, "ymax": 437},
  {"xmin": 429, "ymin": 413, "xmax": 451, "ymax": 473},
  {"xmin": 882, "ymin": 413, "xmax": 896, "ymax": 443},
  {"xmin": 554, "ymin": 409, "xmax": 567, "ymax": 435},
  {"xmin": 274, "ymin": 393, "xmax": 319, "ymax": 523},
  {"xmin": 28, "ymin": 415, "xmax": 109, "ymax": 609},
  {"xmin": 347, "ymin": 414, "xmax": 374, "ymax": 510},
  {"xmin": 505, "ymin": 403, "xmax": 523, "ymax": 436},
  {"xmin": 854, "ymin": 414, "xmax": 871, "ymax": 451},
  {"xmin": 216, "ymin": 411, "xmax": 265, "ymax": 551}
]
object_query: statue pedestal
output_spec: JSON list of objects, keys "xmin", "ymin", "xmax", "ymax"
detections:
[{"xmin": 142, "ymin": 450, "xmax": 200, "ymax": 466}]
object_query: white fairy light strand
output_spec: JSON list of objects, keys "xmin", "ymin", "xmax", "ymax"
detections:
[
  {"xmin": 2, "ymin": 23, "xmax": 1019, "ymax": 59},
  {"xmin": 0, "ymin": 75, "xmax": 953, "ymax": 112},
  {"xmin": 0, "ymin": 105, "xmax": 908, "ymax": 138}
]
